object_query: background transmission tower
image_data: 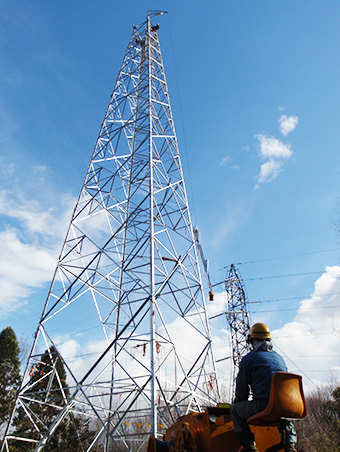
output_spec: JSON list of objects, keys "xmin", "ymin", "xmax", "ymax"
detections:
[
  {"xmin": 225, "ymin": 264, "xmax": 251, "ymax": 398},
  {"xmin": 2, "ymin": 12, "xmax": 220, "ymax": 452}
]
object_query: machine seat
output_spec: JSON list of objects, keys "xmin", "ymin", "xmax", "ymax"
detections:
[{"xmin": 248, "ymin": 372, "xmax": 307, "ymax": 426}]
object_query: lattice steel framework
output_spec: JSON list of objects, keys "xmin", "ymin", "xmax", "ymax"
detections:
[
  {"xmin": 2, "ymin": 12, "xmax": 221, "ymax": 452},
  {"xmin": 225, "ymin": 264, "xmax": 251, "ymax": 398}
]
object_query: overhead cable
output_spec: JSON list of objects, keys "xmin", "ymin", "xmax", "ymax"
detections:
[
  {"xmin": 219, "ymin": 247, "xmax": 340, "ymax": 269},
  {"xmin": 210, "ymin": 268, "xmax": 340, "ymax": 289}
]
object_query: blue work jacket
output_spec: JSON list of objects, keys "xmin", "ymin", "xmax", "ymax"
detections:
[{"xmin": 234, "ymin": 346, "xmax": 287, "ymax": 403}]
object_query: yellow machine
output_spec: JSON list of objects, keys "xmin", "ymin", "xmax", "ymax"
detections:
[
  {"xmin": 147, "ymin": 405, "xmax": 280, "ymax": 452},
  {"xmin": 147, "ymin": 372, "xmax": 307, "ymax": 452}
]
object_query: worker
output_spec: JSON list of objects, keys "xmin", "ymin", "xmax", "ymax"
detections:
[{"xmin": 230, "ymin": 323, "xmax": 297, "ymax": 452}]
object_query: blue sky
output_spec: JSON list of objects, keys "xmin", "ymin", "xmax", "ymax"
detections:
[{"xmin": 1, "ymin": 1, "xmax": 340, "ymax": 391}]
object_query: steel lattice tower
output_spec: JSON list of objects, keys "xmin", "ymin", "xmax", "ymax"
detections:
[
  {"xmin": 2, "ymin": 12, "xmax": 221, "ymax": 452},
  {"xmin": 225, "ymin": 264, "xmax": 251, "ymax": 398}
]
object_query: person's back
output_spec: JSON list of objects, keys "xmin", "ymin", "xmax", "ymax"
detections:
[
  {"xmin": 235, "ymin": 343, "xmax": 287, "ymax": 402},
  {"xmin": 230, "ymin": 323, "xmax": 297, "ymax": 452}
]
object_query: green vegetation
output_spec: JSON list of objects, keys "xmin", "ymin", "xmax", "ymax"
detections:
[
  {"xmin": 296, "ymin": 383, "xmax": 340, "ymax": 452},
  {"xmin": 0, "ymin": 328, "xmax": 95, "ymax": 451},
  {"xmin": 0, "ymin": 327, "xmax": 21, "ymax": 432}
]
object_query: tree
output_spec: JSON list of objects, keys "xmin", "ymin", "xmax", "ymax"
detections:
[
  {"xmin": 296, "ymin": 383, "xmax": 340, "ymax": 452},
  {"xmin": 323, "ymin": 386, "xmax": 340, "ymax": 446},
  {"xmin": 10, "ymin": 346, "xmax": 95, "ymax": 451},
  {"xmin": 0, "ymin": 327, "xmax": 21, "ymax": 433}
]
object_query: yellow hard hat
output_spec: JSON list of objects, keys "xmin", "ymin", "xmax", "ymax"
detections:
[{"xmin": 250, "ymin": 323, "xmax": 271, "ymax": 340}]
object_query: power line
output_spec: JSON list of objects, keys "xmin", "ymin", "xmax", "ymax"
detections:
[
  {"xmin": 209, "ymin": 320, "xmax": 339, "ymax": 339},
  {"xmin": 218, "ymin": 247, "xmax": 340, "ymax": 270},
  {"xmin": 290, "ymin": 369, "xmax": 340, "ymax": 373},
  {"xmin": 274, "ymin": 332, "xmax": 337, "ymax": 338},
  {"xmin": 273, "ymin": 342, "xmax": 320, "ymax": 390},
  {"xmin": 250, "ymin": 305, "xmax": 340, "ymax": 314},
  {"xmin": 210, "ymin": 305, "xmax": 340, "ymax": 321},
  {"xmin": 210, "ymin": 269, "xmax": 340, "ymax": 289},
  {"xmin": 288, "ymin": 355, "xmax": 340, "ymax": 358},
  {"xmin": 166, "ymin": 14, "xmax": 197, "ymax": 225},
  {"xmin": 249, "ymin": 291, "xmax": 340, "ymax": 304},
  {"xmin": 244, "ymin": 270, "xmax": 325, "ymax": 281}
]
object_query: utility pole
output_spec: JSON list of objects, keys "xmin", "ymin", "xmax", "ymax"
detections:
[{"xmin": 2, "ymin": 12, "xmax": 220, "ymax": 452}]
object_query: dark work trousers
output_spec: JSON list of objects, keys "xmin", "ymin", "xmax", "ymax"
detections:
[{"xmin": 230, "ymin": 399, "xmax": 297, "ymax": 444}]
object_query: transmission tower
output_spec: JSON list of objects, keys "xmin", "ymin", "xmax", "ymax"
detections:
[
  {"xmin": 225, "ymin": 264, "xmax": 251, "ymax": 399},
  {"xmin": 2, "ymin": 11, "xmax": 221, "ymax": 452}
]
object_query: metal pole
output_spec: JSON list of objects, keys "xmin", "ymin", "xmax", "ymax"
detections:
[{"xmin": 148, "ymin": 10, "xmax": 157, "ymax": 439}]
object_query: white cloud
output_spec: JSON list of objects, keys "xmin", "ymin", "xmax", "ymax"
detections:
[
  {"xmin": 256, "ymin": 134, "xmax": 293, "ymax": 159},
  {"xmin": 278, "ymin": 115, "xmax": 299, "ymax": 136},
  {"xmin": 255, "ymin": 134, "xmax": 293, "ymax": 189},
  {"xmin": 0, "ymin": 188, "xmax": 75, "ymax": 315},
  {"xmin": 220, "ymin": 156, "xmax": 231, "ymax": 166},
  {"xmin": 255, "ymin": 160, "xmax": 284, "ymax": 189},
  {"xmin": 211, "ymin": 200, "xmax": 251, "ymax": 248},
  {"xmin": 220, "ymin": 156, "xmax": 239, "ymax": 170},
  {"xmin": 0, "ymin": 228, "xmax": 56, "ymax": 312},
  {"xmin": 33, "ymin": 165, "xmax": 47, "ymax": 173},
  {"xmin": 0, "ymin": 158, "xmax": 15, "ymax": 177},
  {"xmin": 254, "ymin": 113, "xmax": 298, "ymax": 189},
  {"xmin": 269, "ymin": 266, "xmax": 340, "ymax": 390},
  {"xmin": 0, "ymin": 189, "xmax": 74, "ymax": 238},
  {"xmin": 206, "ymin": 266, "xmax": 340, "ymax": 391},
  {"xmin": 207, "ymin": 291, "xmax": 226, "ymax": 318}
]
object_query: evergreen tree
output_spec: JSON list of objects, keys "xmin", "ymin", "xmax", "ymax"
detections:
[
  {"xmin": 11, "ymin": 346, "xmax": 95, "ymax": 451},
  {"xmin": 0, "ymin": 327, "xmax": 21, "ymax": 432}
]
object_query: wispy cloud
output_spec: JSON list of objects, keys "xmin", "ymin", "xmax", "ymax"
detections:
[
  {"xmin": 220, "ymin": 156, "xmax": 231, "ymax": 166},
  {"xmin": 0, "ymin": 228, "xmax": 56, "ymax": 312},
  {"xmin": 0, "ymin": 184, "xmax": 74, "ymax": 315},
  {"xmin": 211, "ymin": 200, "xmax": 252, "ymax": 248},
  {"xmin": 256, "ymin": 159, "xmax": 284, "ymax": 186},
  {"xmin": 278, "ymin": 115, "xmax": 299, "ymax": 136},
  {"xmin": 255, "ymin": 134, "xmax": 293, "ymax": 189},
  {"xmin": 254, "ymin": 111, "xmax": 298, "ymax": 190},
  {"xmin": 220, "ymin": 156, "xmax": 239, "ymax": 170},
  {"xmin": 33, "ymin": 165, "xmax": 47, "ymax": 174},
  {"xmin": 0, "ymin": 189, "xmax": 74, "ymax": 238}
]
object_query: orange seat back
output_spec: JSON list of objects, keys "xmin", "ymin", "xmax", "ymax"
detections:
[{"xmin": 248, "ymin": 372, "xmax": 307, "ymax": 426}]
